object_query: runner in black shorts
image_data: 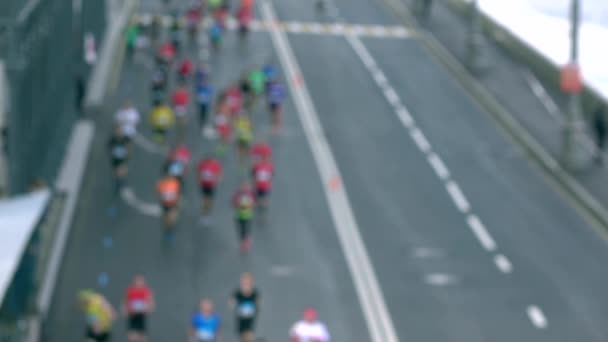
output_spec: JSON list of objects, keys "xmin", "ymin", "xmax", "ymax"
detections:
[
  {"xmin": 108, "ymin": 125, "xmax": 130, "ymax": 197},
  {"xmin": 230, "ymin": 272, "xmax": 260, "ymax": 342}
]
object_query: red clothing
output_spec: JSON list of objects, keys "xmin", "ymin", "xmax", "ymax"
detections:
[
  {"xmin": 252, "ymin": 161, "xmax": 274, "ymax": 191},
  {"xmin": 159, "ymin": 43, "xmax": 176, "ymax": 61},
  {"xmin": 215, "ymin": 113, "xmax": 231, "ymax": 138},
  {"xmin": 237, "ymin": 7, "xmax": 253, "ymax": 25},
  {"xmin": 172, "ymin": 88, "xmax": 190, "ymax": 107},
  {"xmin": 198, "ymin": 159, "xmax": 222, "ymax": 187},
  {"xmin": 125, "ymin": 286, "xmax": 152, "ymax": 314},
  {"xmin": 178, "ymin": 59, "xmax": 194, "ymax": 76},
  {"xmin": 251, "ymin": 143, "xmax": 272, "ymax": 162},
  {"xmin": 226, "ymin": 87, "xmax": 243, "ymax": 115},
  {"xmin": 172, "ymin": 145, "xmax": 192, "ymax": 164}
]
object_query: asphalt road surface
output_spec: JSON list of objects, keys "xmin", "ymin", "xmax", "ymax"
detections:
[{"xmin": 45, "ymin": 0, "xmax": 608, "ymax": 341}]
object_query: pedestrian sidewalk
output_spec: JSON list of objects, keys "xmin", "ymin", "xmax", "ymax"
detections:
[{"xmin": 400, "ymin": 0, "xmax": 608, "ymax": 220}]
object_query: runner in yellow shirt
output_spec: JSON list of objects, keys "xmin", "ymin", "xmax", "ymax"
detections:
[
  {"xmin": 79, "ymin": 289, "xmax": 116, "ymax": 342},
  {"xmin": 149, "ymin": 103, "xmax": 175, "ymax": 144}
]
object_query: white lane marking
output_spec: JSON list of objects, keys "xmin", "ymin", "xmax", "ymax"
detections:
[
  {"xmin": 412, "ymin": 247, "xmax": 444, "ymax": 259},
  {"xmin": 523, "ymin": 71, "xmax": 562, "ymax": 123},
  {"xmin": 384, "ymin": 87, "xmax": 400, "ymax": 107},
  {"xmin": 373, "ymin": 71, "xmax": 388, "ymax": 87},
  {"xmin": 466, "ymin": 215, "xmax": 497, "ymax": 251},
  {"xmin": 261, "ymin": 1, "xmax": 399, "ymax": 341},
  {"xmin": 133, "ymin": 133, "xmax": 168, "ymax": 155},
  {"xmin": 527, "ymin": 305, "xmax": 548, "ymax": 329},
  {"xmin": 445, "ymin": 181, "xmax": 470, "ymax": 213},
  {"xmin": 494, "ymin": 254, "xmax": 513, "ymax": 273},
  {"xmin": 371, "ymin": 25, "xmax": 388, "ymax": 37},
  {"xmin": 395, "ymin": 106, "xmax": 414, "ymax": 128},
  {"xmin": 309, "ymin": 23, "xmax": 323, "ymax": 34},
  {"xmin": 427, "ymin": 153, "xmax": 450, "ymax": 180},
  {"xmin": 121, "ymin": 187, "xmax": 162, "ymax": 217},
  {"xmin": 286, "ymin": 21, "xmax": 303, "ymax": 33},
  {"xmin": 424, "ymin": 273, "xmax": 457, "ymax": 286},
  {"xmin": 270, "ymin": 265, "xmax": 295, "ymax": 276},
  {"xmin": 410, "ymin": 128, "xmax": 431, "ymax": 153}
]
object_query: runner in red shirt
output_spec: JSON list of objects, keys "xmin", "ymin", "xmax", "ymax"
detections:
[
  {"xmin": 171, "ymin": 85, "xmax": 190, "ymax": 140},
  {"xmin": 198, "ymin": 156, "xmax": 223, "ymax": 225},
  {"xmin": 252, "ymin": 159, "xmax": 274, "ymax": 218},
  {"xmin": 177, "ymin": 57, "xmax": 194, "ymax": 83},
  {"xmin": 214, "ymin": 92, "xmax": 233, "ymax": 155},
  {"xmin": 251, "ymin": 141, "xmax": 272, "ymax": 164},
  {"xmin": 123, "ymin": 275, "xmax": 155, "ymax": 342},
  {"xmin": 226, "ymin": 85, "xmax": 244, "ymax": 116},
  {"xmin": 158, "ymin": 42, "xmax": 176, "ymax": 65},
  {"xmin": 236, "ymin": 5, "xmax": 253, "ymax": 39}
]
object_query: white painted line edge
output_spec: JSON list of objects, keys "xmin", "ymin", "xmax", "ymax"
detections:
[
  {"xmin": 494, "ymin": 254, "xmax": 512, "ymax": 273},
  {"xmin": 527, "ymin": 305, "xmax": 548, "ymax": 329},
  {"xmin": 427, "ymin": 153, "xmax": 450, "ymax": 180},
  {"xmin": 410, "ymin": 128, "xmax": 431, "ymax": 153},
  {"xmin": 466, "ymin": 214, "xmax": 497, "ymax": 251}
]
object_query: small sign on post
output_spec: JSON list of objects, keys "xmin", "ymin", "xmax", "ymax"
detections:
[{"xmin": 560, "ymin": 62, "xmax": 583, "ymax": 94}]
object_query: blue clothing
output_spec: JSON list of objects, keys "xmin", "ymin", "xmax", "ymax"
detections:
[
  {"xmin": 267, "ymin": 83, "xmax": 285, "ymax": 104},
  {"xmin": 196, "ymin": 84, "xmax": 213, "ymax": 104},
  {"xmin": 195, "ymin": 69, "xmax": 209, "ymax": 85},
  {"xmin": 210, "ymin": 25, "xmax": 223, "ymax": 41},
  {"xmin": 262, "ymin": 64, "xmax": 277, "ymax": 81},
  {"xmin": 191, "ymin": 313, "xmax": 221, "ymax": 342}
]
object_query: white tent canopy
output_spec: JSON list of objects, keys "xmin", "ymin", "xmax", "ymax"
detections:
[{"xmin": 0, "ymin": 189, "xmax": 51, "ymax": 305}]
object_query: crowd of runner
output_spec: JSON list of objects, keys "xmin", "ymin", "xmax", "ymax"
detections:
[{"xmin": 86, "ymin": 0, "xmax": 330, "ymax": 341}]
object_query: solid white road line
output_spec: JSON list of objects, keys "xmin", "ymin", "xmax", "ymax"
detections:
[
  {"xmin": 466, "ymin": 215, "xmax": 497, "ymax": 252},
  {"xmin": 410, "ymin": 128, "xmax": 431, "ymax": 153},
  {"xmin": 494, "ymin": 254, "xmax": 513, "ymax": 273},
  {"xmin": 445, "ymin": 181, "xmax": 470, "ymax": 213},
  {"xmin": 373, "ymin": 71, "xmax": 388, "ymax": 87},
  {"xmin": 261, "ymin": 1, "xmax": 399, "ymax": 341},
  {"xmin": 527, "ymin": 305, "xmax": 548, "ymax": 329},
  {"xmin": 427, "ymin": 153, "xmax": 450, "ymax": 180}
]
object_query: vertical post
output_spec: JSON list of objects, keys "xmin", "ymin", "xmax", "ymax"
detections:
[{"xmin": 562, "ymin": 0, "xmax": 581, "ymax": 169}]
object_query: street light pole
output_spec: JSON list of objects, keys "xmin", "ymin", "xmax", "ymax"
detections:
[
  {"xmin": 563, "ymin": 0, "xmax": 582, "ymax": 169},
  {"xmin": 467, "ymin": 0, "xmax": 482, "ymax": 73}
]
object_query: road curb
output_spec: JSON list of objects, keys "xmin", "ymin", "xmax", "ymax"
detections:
[{"xmin": 381, "ymin": 0, "xmax": 608, "ymax": 232}]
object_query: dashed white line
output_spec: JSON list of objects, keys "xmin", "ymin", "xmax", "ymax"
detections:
[
  {"xmin": 384, "ymin": 87, "xmax": 400, "ymax": 107},
  {"xmin": 395, "ymin": 106, "xmax": 414, "ymax": 128},
  {"xmin": 494, "ymin": 254, "xmax": 513, "ymax": 273},
  {"xmin": 527, "ymin": 305, "xmax": 548, "ymax": 329},
  {"xmin": 261, "ymin": 1, "xmax": 399, "ymax": 341},
  {"xmin": 466, "ymin": 215, "xmax": 497, "ymax": 251},
  {"xmin": 446, "ymin": 181, "xmax": 471, "ymax": 213},
  {"xmin": 427, "ymin": 153, "xmax": 450, "ymax": 180},
  {"xmin": 410, "ymin": 128, "xmax": 431, "ymax": 153}
]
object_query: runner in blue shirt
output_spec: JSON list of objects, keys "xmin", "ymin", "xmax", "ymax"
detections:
[
  {"xmin": 190, "ymin": 299, "xmax": 221, "ymax": 342},
  {"xmin": 266, "ymin": 80, "xmax": 286, "ymax": 134},
  {"xmin": 196, "ymin": 80, "xmax": 214, "ymax": 130}
]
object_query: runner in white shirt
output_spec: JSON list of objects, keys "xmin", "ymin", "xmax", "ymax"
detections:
[
  {"xmin": 115, "ymin": 101, "xmax": 141, "ymax": 140},
  {"xmin": 289, "ymin": 308, "xmax": 330, "ymax": 342}
]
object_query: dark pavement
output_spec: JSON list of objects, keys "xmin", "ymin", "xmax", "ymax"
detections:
[{"xmin": 44, "ymin": 0, "xmax": 608, "ymax": 341}]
